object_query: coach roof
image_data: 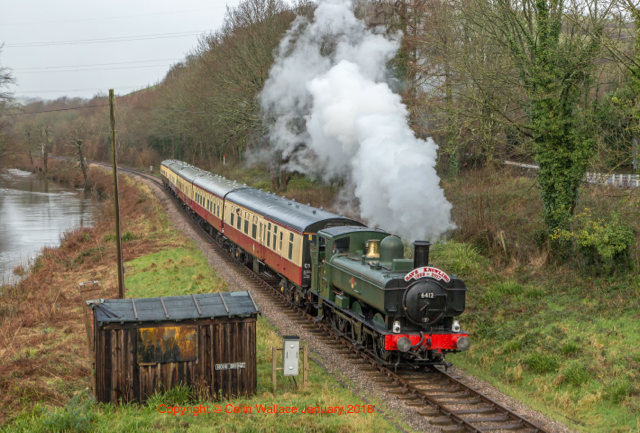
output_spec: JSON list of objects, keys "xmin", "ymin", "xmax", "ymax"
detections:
[
  {"xmin": 175, "ymin": 165, "xmax": 207, "ymax": 183},
  {"xmin": 225, "ymin": 188, "xmax": 360, "ymax": 233},
  {"xmin": 193, "ymin": 173, "xmax": 248, "ymax": 198}
]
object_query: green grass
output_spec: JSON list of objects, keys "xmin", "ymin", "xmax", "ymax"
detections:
[
  {"xmin": 430, "ymin": 240, "xmax": 640, "ymax": 433},
  {"xmin": 2, "ymin": 244, "xmax": 406, "ymax": 433},
  {"xmin": 124, "ymin": 247, "xmax": 226, "ymax": 298}
]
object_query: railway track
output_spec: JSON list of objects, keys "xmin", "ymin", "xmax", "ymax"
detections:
[{"xmin": 103, "ymin": 163, "xmax": 551, "ymax": 433}]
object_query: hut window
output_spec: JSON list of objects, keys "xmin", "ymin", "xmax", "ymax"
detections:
[{"xmin": 288, "ymin": 233, "xmax": 294, "ymax": 260}]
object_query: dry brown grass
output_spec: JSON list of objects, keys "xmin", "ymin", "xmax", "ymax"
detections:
[
  {"xmin": 0, "ymin": 166, "xmax": 177, "ymax": 424},
  {"xmin": 442, "ymin": 165, "xmax": 640, "ymax": 270}
]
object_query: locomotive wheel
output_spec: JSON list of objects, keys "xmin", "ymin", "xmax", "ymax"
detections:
[
  {"xmin": 332, "ymin": 314, "xmax": 348, "ymax": 334},
  {"xmin": 374, "ymin": 337, "xmax": 391, "ymax": 362}
]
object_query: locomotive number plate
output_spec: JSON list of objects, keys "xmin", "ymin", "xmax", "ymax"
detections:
[{"xmin": 420, "ymin": 292, "xmax": 435, "ymax": 299}]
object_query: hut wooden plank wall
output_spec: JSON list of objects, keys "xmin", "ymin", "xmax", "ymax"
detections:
[{"xmin": 89, "ymin": 292, "xmax": 259, "ymax": 404}]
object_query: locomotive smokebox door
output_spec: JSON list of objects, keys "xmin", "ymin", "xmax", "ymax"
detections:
[{"xmin": 283, "ymin": 336, "xmax": 300, "ymax": 376}]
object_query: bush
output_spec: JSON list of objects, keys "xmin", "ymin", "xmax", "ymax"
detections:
[
  {"xmin": 493, "ymin": 280, "xmax": 524, "ymax": 296},
  {"xmin": 481, "ymin": 290, "xmax": 501, "ymax": 305},
  {"xmin": 121, "ymin": 231, "xmax": 138, "ymax": 242},
  {"xmin": 552, "ymin": 209, "xmax": 635, "ymax": 271},
  {"xmin": 146, "ymin": 383, "xmax": 193, "ymax": 408},
  {"xmin": 103, "ymin": 231, "xmax": 138, "ymax": 242},
  {"xmin": 561, "ymin": 340, "xmax": 581, "ymax": 356},
  {"xmin": 603, "ymin": 378, "xmax": 634, "ymax": 404},
  {"xmin": 38, "ymin": 394, "xmax": 96, "ymax": 433},
  {"xmin": 562, "ymin": 363, "xmax": 591, "ymax": 386},
  {"xmin": 502, "ymin": 340, "xmax": 522, "ymax": 353},
  {"xmin": 430, "ymin": 241, "xmax": 489, "ymax": 277},
  {"xmin": 524, "ymin": 353, "xmax": 560, "ymax": 374},
  {"xmin": 524, "ymin": 287, "xmax": 546, "ymax": 299}
]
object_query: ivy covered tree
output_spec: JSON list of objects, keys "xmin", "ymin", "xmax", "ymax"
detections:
[{"xmin": 464, "ymin": 0, "xmax": 607, "ymax": 250}]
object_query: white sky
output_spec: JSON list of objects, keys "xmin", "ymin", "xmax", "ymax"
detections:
[{"xmin": 0, "ymin": 0, "xmax": 244, "ymax": 100}]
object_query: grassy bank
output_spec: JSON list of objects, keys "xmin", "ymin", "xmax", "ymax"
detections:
[
  {"xmin": 428, "ymin": 167, "xmax": 640, "ymax": 433},
  {"xmin": 5, "ymin": 246, "xmax": 400, "ymax": 432},
  {"xmin": 0, "ymin": 165, "xmax": 179, "ymax": 424},
  {"xmin": 0, "ymin": 167, "xmax": 404, "ymax": 432}
]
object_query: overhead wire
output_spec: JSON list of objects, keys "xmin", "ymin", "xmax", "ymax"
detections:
[
  {"xmin": 2, "ymin": 102, "xmax": 208, "ymax": 117},
  {"xmin": 1, "ymin": 7, "xmax": 227, "ymax": 26},
  {"xmin": 17, "ymin": 64, "xmax": 173, "ymax": 74},
  {"xmin": 5, "ymin": 30, "xmax": 210, "ymax": 48},
  {"xmin": 14, "ymin": 59, "xmax": 181, "ymax": 71},
  {"xmin": 3, "ymin": 104, "xmax": 109, "ymax": 116},
  {"xmin": 15, "ymin": 86, "xmax": 153, "ymax": 94}
]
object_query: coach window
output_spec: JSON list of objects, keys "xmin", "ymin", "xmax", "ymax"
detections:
[
  {"xmin": 279, "ymin": 232, "xmax": 283, "ymax": 251},
  {"xmin": 273, "ymin": 226, "xmax": 278, "ymax": 250},
  {"xmin": 252, "ymin": 217, "xmax": 257, "ymax": 239},
  {"xmin": 267, "ymin": 223, "xmax": 271, "ymax": 248},
  {"xmin": 244, "ymin": 213, "xmax": 249, "ymax": 235},
  {"xmin": 288, "ymin": 233, "xmax": 294, "ymax": 260},
  {"xmin": 230, "ymin": 212, "xmax": 234, "ymax": 227},
  {"xmin": 236, "ymin": 210, "xmax": 242, "ymax": 229}
]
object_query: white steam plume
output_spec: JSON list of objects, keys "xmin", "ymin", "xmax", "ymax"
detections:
[{"xmin": 259, "ymin": 0, "xmax": 455, "ymax": 241}]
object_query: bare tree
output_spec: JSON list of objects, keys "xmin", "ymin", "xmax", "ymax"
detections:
[{"xmin": 0, "ymin": 45, "xmax": 15, "ymax": 164}]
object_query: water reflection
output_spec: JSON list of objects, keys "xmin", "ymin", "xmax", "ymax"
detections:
[{"xmin": 0, "ymin": 169, "xmax": 99, "ymax": 283}]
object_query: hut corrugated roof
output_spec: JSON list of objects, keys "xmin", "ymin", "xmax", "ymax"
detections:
[{"xmin": 89, "ymin": 292, "xmax": 259, "ymax": 324}]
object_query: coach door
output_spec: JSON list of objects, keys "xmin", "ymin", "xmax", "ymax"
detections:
[{"xmin": 257, "ymin": 221, "xmax": 265, "ymax": 261}]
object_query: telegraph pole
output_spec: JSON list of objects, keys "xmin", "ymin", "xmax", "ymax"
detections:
[{"xmin": 110, "ymin": 89, "xmax": 125, "ymax": 299}]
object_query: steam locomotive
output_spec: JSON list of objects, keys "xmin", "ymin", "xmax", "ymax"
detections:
[{"xmin": 161, "ymin": 159, "xmax": 469, "ymax": 366}]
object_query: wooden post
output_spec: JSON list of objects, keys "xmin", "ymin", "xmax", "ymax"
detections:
[
  {"xmin": 109, "ymin": 89, "xmax": 125, "ymax": 299},
  {"xmin": 272, "ymin": 347, "xmax": 277, "ymax": 393},
  {"xmin": 303, "ymin": 345, "xmax": 308, "ymax": 388}
]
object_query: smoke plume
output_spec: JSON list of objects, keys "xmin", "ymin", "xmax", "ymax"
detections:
[{"xmin": 259, "ymin": 0, "xmax": 455, "ymax": 240}]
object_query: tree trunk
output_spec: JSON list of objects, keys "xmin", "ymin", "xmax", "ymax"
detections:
[
  {"xmin": 42, "ymin": 143, "xmax": 48, "ymax": 176},
  {"xmin": 279, "ymin": 168, "xmax": 288, "ymax": 192},
  {"xmin": 75, "ymin": 139, "xmax": 88, "ymax": 189}
]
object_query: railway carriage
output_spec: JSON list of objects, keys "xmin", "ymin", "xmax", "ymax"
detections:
[
  {"xmin": 160, "ymin": 160, "xmax": 186, "ymax": 196},
  {"xmin": 193, "ymin": 174, "xmax": 245, "ymax": 233},
  {"xmin": 223, "ymin": 187, "xmax": 362, "ymax": 290},
  {"xmin": 160, "ymin": 159, "xmax": 470, "ymax": 366}
]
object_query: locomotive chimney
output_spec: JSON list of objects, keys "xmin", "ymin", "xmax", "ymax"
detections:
[{"xmin": 412, "ymin": 241, "xmax": 431, "ymax": 268}]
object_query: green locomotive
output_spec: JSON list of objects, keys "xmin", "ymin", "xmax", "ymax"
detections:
[{"xmin": 309, "ymin": 227, "xmax": 470, "ymax": 366}]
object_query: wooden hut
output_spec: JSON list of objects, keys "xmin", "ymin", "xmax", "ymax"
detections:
[{"xmin": 88, "ymin": 291, "xmax": 259, "ymax": 403}]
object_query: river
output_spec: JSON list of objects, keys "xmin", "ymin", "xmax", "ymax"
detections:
[{"xmin": 0, "ymin": 168, "xmax": 99, "ymax": 284}]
